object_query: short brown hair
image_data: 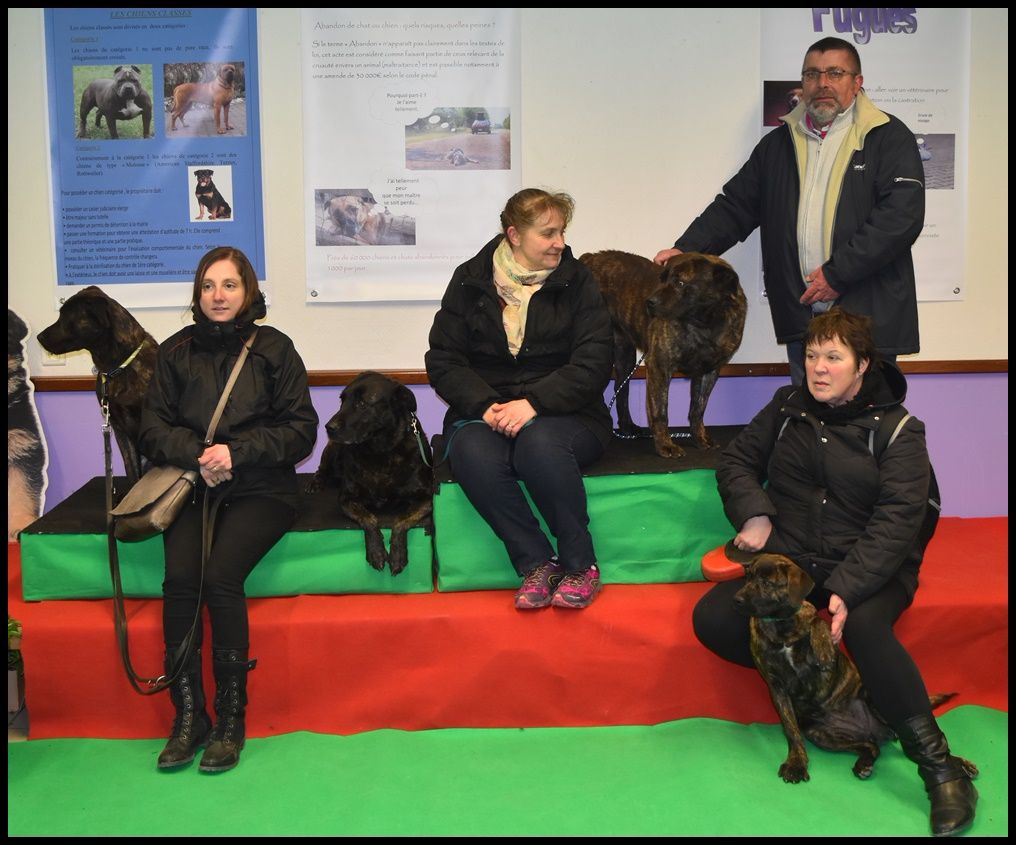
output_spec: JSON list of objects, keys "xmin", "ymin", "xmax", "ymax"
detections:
[
  {"xmin": 190, "ymin": 246, "xmax": 260, "ymax": 314},
  {"xmin": 804, "ymin": 308, "xmax": 877, "ymax": 368},
  {"xmin": 500, "ymin": 188, "xmax": 575, "ymax": 236},
  {"xmin": 804, "ymin": 37, "xmax": 862, "ymax": 74}
]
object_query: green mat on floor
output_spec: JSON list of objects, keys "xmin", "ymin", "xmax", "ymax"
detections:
[{"xmin": 7, "ymin": 706, "xmax": 1006, "ymax": 836}]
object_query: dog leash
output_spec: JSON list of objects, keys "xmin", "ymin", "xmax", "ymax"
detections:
[{"xmin": 605, "ymin": 353, "xmax": 691, "ymax": 442}]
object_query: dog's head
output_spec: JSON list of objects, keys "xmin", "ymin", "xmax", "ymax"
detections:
[
  {"xmin": 732, "ymin": 553, "xmax": 815, "ymax": 620},
  {"xmin": 647, "ymin": 253, "xmax": 743, "ymax": 326},
  {"xmin": 112, "ymin": 65, "xmax": 143, "ymax": 100},
  {"xmin": 325, "ymin": 371, "xmax": 417, "ymax": 448},
  {"xmin": 326, "ymin": 194, "xmax": 376, "ymax": 238},
  {"xmin": 37, "ymin": 286, "xmax": 134, "ymax": 357},
  {"xmin": 218, "ymin": 64, "xmax": 236, "ymax": 85},
  {"xmin": 8, "ymin": 309, "xmax": 30, "ymax": 403},
  {"xmin": 786, "ymin": 87, "xmax": 804, "ymax": 112},
  {"xmin": 195, "ymin": 169, "xmax": 214, "ymax": 187}
]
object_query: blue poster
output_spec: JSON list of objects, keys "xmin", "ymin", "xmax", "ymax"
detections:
[{"xmin": 44, "ymin": 8, "xmax": 265, "ymax": 299}]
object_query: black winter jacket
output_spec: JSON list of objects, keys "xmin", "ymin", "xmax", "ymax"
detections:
[
  {"xmin": 716, "ymin": 362, "xmax": 930, "ymax": 608},
  {"xmin": 676, "ymin": 93, "xmax": 924, "ymax": 354},
  {"xmin": 139, "ymin": 296, "xmax": 318, "ymax": 508},
  {"xmin": 425, "ymin": 236, "xmax": 614, "ymax": 446}
]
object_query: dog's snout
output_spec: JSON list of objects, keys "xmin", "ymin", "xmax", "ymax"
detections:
[{"xmin": 646, "ymin": 297, "xmax": 659, "ymax": 317}]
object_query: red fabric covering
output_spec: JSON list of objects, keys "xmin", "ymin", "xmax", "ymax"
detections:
[{"xmin": 8, "ymin": 518, "xmax": 1007, "ymax": 739}]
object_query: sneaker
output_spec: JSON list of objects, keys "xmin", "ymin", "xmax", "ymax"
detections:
[
  {"xmin": 514, "ymin": 561, "xmax": 564, "ymax": 610},
  {"xmin": 551, "ymin": 565, "xmax": 602, "ymax": 609}
]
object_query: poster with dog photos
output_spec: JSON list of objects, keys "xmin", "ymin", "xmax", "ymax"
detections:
[
  {"xmin": 760, "ymin": 8, "xmax": 969, "ymax": 301},
  {"xmin": 302, "ymin": 8, "xmax": 521, "ymax": 302},
  {"xmin": 43, "ymin": 8, "xmax": 266, "ymax": 308}
]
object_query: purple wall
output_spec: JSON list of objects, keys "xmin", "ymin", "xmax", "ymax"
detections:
[{"xmin": 33, "ymin": 372, "xmax": 1007, "ymax": 518}]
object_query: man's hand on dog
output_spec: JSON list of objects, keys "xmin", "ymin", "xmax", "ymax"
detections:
[
  {"xmin": 485, "ymin": 399, "xmax": 537, "ymax": 438},
  {"xmin": 653, "ymin": 247, "xmax": 684, "ymax": 266},
  {"xmin": 734, "ymin": 514, "xmax": 773, "ymax": 552}
]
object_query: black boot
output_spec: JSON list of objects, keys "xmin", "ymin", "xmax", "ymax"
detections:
[
  {"xmin": 157, "ymin": 646, "xmax": 212, "ymax": 769},
  {"xmin": 199, "ymin": 648, "xmax": 256, "ymax": 773},
  {"xmin": 897, "ymin": 713, "xmax": 979, "ymax": 836}
]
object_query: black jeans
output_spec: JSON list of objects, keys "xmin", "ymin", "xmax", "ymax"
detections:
[
  {"xmin": 447, "ymin": 416, "xmax": 604, "ymax": 576},
  {"xmin": 692, "ymin": 576, "xmax": 932, "ymax": 727},
  {"xmin": 162, "ymin": 494, "xmax": 294, "ymax": 650}
]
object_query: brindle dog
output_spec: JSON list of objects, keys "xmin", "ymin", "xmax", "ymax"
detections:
[
  {"xmin": 580, "ymin": 250, "xmax": 746, "ymax": 458},
  {"xmin": 733, "ymin": 553, "xmax": 972, "ymax": 784},
  {"xmin": 307, "ymin": 371, "xmax": 433, "ymax": 575},
  {"xmin": 37, "ymin": 287, "xmax": 157, "ymax": 489}
]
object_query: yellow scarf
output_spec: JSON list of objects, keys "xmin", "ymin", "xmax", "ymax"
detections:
[{"xmin": 492, "ymin": 238, "xmax": 552, "ymax": 357}]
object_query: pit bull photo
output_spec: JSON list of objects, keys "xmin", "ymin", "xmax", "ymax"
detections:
[
  {"xmin": 37, "ymin": 287, "xmax": 157, "ymax": 489},
  {"xmin": 193, "ymin": 169, "xmax": 232, "ymax": 220},
  {"xmin": 169, "ymin": 63, "xmax": 237, "ymax": 134},
  {"xmin": 77, "ymin": 64, "xmax": 154, "ymax": 140},
  {"xmin": 732, "ymin": 553, "xmax": 977, "ymax": 785},
  {"xmin": 8, "ymin": 309, "xmax": 47, "ymax": 540},
  {"xmin": 307, "ymin": 371, "xmax": 433, "ymax": 575},
  {"xmin": 580, "ymin": 250, "xmax": 747, "ymax": 458}
]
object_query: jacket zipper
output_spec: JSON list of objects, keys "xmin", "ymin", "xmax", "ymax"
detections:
[{"xmin": 894, "ymin": 176, "xmax": 924, "ymax": 186}]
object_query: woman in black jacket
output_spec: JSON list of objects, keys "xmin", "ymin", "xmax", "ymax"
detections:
[
  {"xmin": 139, "ymin": 246, "xmax": 318, "ymax": 773},
  {"xmin": 426, "ymin": 189, "xmax": 613, "ymax": 610},
  {"xmin": 696, "ymin": 309, "xmax": 976, "ymax": 836}
]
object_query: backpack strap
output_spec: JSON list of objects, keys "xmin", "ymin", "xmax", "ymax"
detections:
[{"xmin": 868, "ymin": 405, "xmax": 912, "ymax": 459}]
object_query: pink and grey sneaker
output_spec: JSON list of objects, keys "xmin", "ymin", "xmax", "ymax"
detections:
[
  {"xmin": 514, "ymin": 560, "xmax": 564, "ymax": 610},
  {"xmin": 551, "ymin": 565, "xmax": 602, "ymax": 609}
]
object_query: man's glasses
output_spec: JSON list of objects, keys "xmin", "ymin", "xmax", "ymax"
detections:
[{"xmin": 802, "ymin": 68, "xmax": 858, "ymax": 83}]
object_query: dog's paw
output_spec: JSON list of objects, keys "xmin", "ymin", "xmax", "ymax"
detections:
[
  {"xmin": 304, "ymin": 477, "xmax": 324, "ymax": 494},
  {"xmin": 852, "ymin": 760, "xmax": 875, "ymax": 779},
  {"xmin": 653, "ymin": 438, "xmax": 686, "ymax": 459},
  {"xmin": 365, "ymin": 535, "xmax": 388, "ymax": 571},
  {"xmin": 779, "ymin": 761, "xmax": 810, "ymax": 783},
  {"xmin": 388, "ymin": 543, "xmax": 408, "ymax": 576}
]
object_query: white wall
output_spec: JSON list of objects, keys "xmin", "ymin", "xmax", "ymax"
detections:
[{"xmin": 8, "ymin": 8, "xmax": 1008, "ymax": 374}]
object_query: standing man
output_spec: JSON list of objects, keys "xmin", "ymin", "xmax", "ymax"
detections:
[{"xmin": 656, "ymin": 37, "xmax": 925, "ymax": 385}]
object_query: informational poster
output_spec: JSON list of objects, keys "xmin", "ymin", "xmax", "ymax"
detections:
[
  {"xmin": 43, "ymin": 8, "xmax": 265, "ymax": 308},
  {"xmin": 761, "ymin": 8, "xmax": 969, "ymax": 301},
  {"xmin": 302, "ymin": 8, "xmax": 521, "ymax": 302}
]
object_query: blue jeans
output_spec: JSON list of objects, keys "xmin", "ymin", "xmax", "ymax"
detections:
[{"xmin": 446, "ymin": 416, "xmax": 604, "ymax": 576}]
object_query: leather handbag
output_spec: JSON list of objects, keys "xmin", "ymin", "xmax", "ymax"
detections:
[{"xmin": 109, "ymin": 464, "xmax": 199, "ymax": 542}]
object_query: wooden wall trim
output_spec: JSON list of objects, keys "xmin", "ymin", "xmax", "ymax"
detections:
[{"xmin": 31, "ymin": 360, "xmax": 1008, "ymax": 391}]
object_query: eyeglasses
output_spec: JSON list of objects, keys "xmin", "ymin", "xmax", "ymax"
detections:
[{"xmin": 801, "ymin": 68, "xmax": 858, "ymax": 83}]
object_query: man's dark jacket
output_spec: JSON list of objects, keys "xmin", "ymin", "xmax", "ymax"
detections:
[{"xmin": 676, "ymin": 92, "xmax": 925, "ymax": 354}]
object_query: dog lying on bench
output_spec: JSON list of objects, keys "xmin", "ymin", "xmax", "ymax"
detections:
[
  {"xmin": 307, "ymin": 371, "xmax": 433, "ymax": 575},
  {"xmin": 732, "ymin": 553, "xmax": 971, "ymax": 784}
]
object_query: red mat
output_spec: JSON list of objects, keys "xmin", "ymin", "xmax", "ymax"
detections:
[{"xmin": 8, "ymin": 518, "xmax": 1007, "ymax": 739}]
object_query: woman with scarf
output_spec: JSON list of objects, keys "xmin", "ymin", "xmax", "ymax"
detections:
[
  {"xmin": 426, "ymin": 189, "xmax": 613, "ymax": 610},
  {"xmin": 696, "ymin": 308, "xmax": 977, "ymax": 836},
  {"xmin": 139, "ymin": 246, "xmax": 317, "ymax": 773}
]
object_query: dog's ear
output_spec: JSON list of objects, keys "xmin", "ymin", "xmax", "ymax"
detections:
[
  {"xmin": 397, "ymin": 383, "xmax": 417, "ymax": 414},
  {"xmin": 787, "ymin": 567, "xmax": 815, "ymax": 605}
]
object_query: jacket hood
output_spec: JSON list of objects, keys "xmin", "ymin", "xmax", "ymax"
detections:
[
  {"xmin": 794, "ymin": 358, "xmax": 907, "ymax": 424},
  {"xmin": 192, "ymin": 291, "xmax": 267, "ymax": 350}
]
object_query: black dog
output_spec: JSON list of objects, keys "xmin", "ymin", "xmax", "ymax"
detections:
[
  {"xmin": 733, "ymin": 553, "xmax": 973, "ymax": 784},
  {"xmin": 8, "ymin": 310, "xmax": 47, "ymax": 539},
  {"xmin": 77, "ymin": 64, "xmax": 153, "ymax": 140},
  {"xmin": 194, "ymin": 169, "xmax": 232, "ymax": 220},
  {"xmin": 37, "ymin": 287, "xmax": 157, "ymax": 489},
  {"xmin": 580, "ymin": 250, "xmax": 747, "ymax": 458},
  {"xmin": 308, "ymin": 371, "xmax": 433, "ymax": 575}
]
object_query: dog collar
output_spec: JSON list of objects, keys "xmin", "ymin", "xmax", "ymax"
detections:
[{"xmin": 102, "ymin": 339, "xmax": 148, "ymax": 381}]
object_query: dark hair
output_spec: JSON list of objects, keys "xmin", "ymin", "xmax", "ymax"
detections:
[
  {"xmin": 190, "ymin": 246, "xmax": 260, "ymax": 314},
  {"xmin": 500, "ymin": 188, "xmax": 575, "ymax": 236},
  {"xmin": 804, "ymin": 308, "xmax": 877, "ymax": 369},
  {"xmin": 804, "ymin": 37, "xmax": 862, "ymax": 74}
]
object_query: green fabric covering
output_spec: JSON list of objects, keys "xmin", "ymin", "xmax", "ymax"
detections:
[
  {"xmin": 435, "ymin": 469, "xmax": 730, "ymax": 590},
  {"xmin": 7, "ymin": 706, "xmax": 1006, "ymax": 836},
  {"xmin": 18, "ymin": 527, "xmax": 433, "ymax": 600}
]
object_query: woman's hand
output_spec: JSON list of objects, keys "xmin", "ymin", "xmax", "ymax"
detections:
[
  {"xmin": 733, "ymin": 515, "xmax": 772, "ymax": 552},
  {"xmin": 828, "ymin": 593, "xmax": 849, "ymax": 645},
  {"xmin": 486, "ymin": 399, "xmax": 537, "ymax": 438},
  {"xmin": 198, "ymin": 444, "xmax": 232, "ymax": 473}
]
